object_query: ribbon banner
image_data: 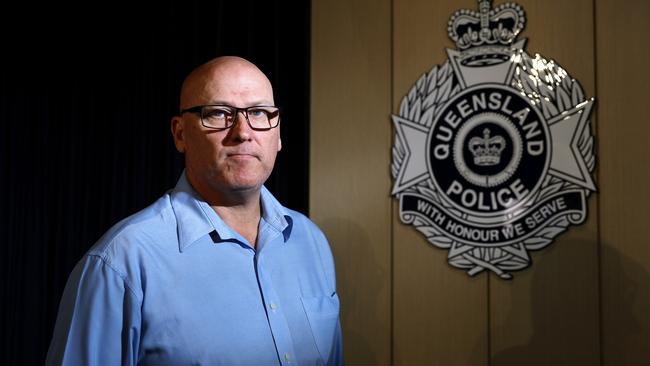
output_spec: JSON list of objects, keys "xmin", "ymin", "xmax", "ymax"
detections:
[{"xmin": 400, "ymin": 190, "xmax": 586, "ymax": 247}]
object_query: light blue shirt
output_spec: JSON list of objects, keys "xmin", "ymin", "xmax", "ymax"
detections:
[{"xmin": 46, "ymin": 172, "xmax": 343, "ymax": 365}]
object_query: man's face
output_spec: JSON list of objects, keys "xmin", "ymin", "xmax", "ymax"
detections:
[{"xmin": 172, "ymin": 60, "xmax": 281, "ymax": 200}]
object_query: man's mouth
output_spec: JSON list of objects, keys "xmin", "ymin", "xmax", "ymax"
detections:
[{"xmin": 227, "ymin": 153, "xmax": 258, "ymax": 160}]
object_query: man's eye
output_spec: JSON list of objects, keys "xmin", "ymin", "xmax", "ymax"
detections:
[
  {"xmin": 248, "ymin": 109, "xmax": 267, "ymax": 118},
  {"xmin": 205, "ymin": 109, "xmax": 230, "ymax": 119}
]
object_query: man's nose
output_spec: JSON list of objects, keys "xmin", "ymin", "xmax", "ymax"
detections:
[{"xmin": 230, "ymin": 111, "xmax": 253, "ymax": 140}]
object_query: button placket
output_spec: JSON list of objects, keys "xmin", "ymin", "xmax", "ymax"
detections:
[{"xmin": 255, "ymin": 251, "xmax": 297, "ymax": 366}]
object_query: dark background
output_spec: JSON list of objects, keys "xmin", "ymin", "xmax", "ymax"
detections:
[{"xmin": 0, "ymin": 1, "xmax": 310, "ymax": 364}]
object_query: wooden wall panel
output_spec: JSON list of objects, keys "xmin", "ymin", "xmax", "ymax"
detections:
[
  {"xmin": 312, "ymin": 0, "xmax": 650, "ymax": 365},
  {"xmin": 489, "ymin": 1, "xmax": 600, "ymax": 365},
  {"xmin": 392, "ymin": 1, "xmax": 488, "ymax": 365},
  {"xmin": 596, "ymin": 1, "xmax": 650, "ymax": 364},
  {"xmin": 311, "ymin": 0, "xmax": 393, "ymax": 365}
]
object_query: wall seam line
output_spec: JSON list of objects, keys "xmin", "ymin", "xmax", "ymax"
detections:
[
  {"xmin": 592, "ymin": 0, "xmax": 604, "ymax": 365},
  {"xmin": 389, "ymin": 0, "xmax": 395, "ymax": 364},
  {"xmin": 487, "ymin": 273, "xmax": 491, "ymax": 366}
]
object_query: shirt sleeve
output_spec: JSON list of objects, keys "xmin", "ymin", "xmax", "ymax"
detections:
[{"xmin": 46, "ymin": 254, "xmax": 142, "ymax": 366}]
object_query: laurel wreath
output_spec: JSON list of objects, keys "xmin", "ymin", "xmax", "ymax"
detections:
[
  {"xmin": 392, "ymin": 51, "xmax": 596, "ymax": 278},
  {"xmin": 392, "ymin": 61, "xmax": 460, "ymax": 180}
]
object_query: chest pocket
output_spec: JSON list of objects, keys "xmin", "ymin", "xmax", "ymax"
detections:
[{"xmin": 300, "ymin": 293, "xmax": 340, "ymax": 364}]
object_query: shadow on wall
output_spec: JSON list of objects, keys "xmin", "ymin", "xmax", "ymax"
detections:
[
  {"xmin": 319, "ymin": 217, "xmax": 387, "ymax": 366},
  {"xmin": 491, "ymin": 240, "xmax": 648, "ymax": 365},
  {"xmin": 600, "ymin": 241, "xmax": 648, "ymax": 365}
]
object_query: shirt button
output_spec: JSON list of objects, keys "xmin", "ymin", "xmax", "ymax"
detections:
[
  {"xmin": 270, "ymin": 302, "xmax": 277, "ymax": 311},
  {"xmin": 284, "ymin": 353, "xmax": 291, "ymax": 361}
]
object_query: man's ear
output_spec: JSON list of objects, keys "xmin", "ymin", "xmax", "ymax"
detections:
[
  {"xmin": 171, "ymin": 116, "xmax": 186, "ymax": 153},
  {"xmin": 277, "ymin": 137, "xmax": 282, "ymax": 152}
]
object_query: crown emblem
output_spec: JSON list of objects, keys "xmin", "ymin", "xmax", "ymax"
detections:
[
  {"xmin": 469, "ymin": 128, "xmax": 506, "ymax": 166},
  {"xmin": 448, "ymin": 0, "xmax": 525, "ymax": 50}
]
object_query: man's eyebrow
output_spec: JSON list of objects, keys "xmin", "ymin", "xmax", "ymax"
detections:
[{"xmin": 206, "ymin": 100, "xmax": 275, "ymax": 107}]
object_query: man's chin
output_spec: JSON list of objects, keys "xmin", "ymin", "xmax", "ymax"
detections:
[
  {"xmin": 229, "ymin": 184, "xmax": 261, "ymax": 193},
  {"xmin": 221, "ymin": 177, "xmax": 265, "ymax": 194},
  {"xmin": 203, "ymin": 170, "xmax": 271, "ymax": 198}
]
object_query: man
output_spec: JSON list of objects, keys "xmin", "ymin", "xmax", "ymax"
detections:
[{"xmin": 46, "ymin": 56, "xmax": 343, "ymax": 365}]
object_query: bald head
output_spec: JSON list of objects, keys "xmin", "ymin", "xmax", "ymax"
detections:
[{"xmin": 179, "ymin": 56, "xmax": 274, "ymax": 111}]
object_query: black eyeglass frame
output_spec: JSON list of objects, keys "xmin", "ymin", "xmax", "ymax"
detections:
[{"xmin": 180, "ymin": 104, "xmax": 281, "ymax": 131}]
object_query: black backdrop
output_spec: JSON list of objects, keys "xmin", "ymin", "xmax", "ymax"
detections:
[{"xmin": 0, "ymin": 1, "xmax": 310, "ymax": 364}]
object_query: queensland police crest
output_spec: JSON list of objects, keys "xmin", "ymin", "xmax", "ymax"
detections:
[{"xmin": 391, "ymin": 0, "xmax": 596, "ymax": 279}]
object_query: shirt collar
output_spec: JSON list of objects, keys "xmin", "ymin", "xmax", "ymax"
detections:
[
  {"xmin": 260, "ymin": 185, "xmax": 292, "ymax": 241},
  {"xmin": 170, "ymin": 171, "xmax": 293, "ymax": 252}
]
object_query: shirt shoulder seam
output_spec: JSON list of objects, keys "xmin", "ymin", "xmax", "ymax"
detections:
[{"xmin": 88, "ymin": 253, "xmax": 143, "ymax": 302}]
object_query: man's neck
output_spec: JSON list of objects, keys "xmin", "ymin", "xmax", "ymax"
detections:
[
  {"xmin": 186, "ymin": 173, "xmax": 263, "ymax": 248},
  {"xmin": 212, "ymin": 200, "xmax": 261, "ymax": 248}
]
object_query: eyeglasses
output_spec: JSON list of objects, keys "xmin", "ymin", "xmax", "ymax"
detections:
[{"xmin": 180, "ymin": 104, "xmax": 280, "ymax": 131}]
